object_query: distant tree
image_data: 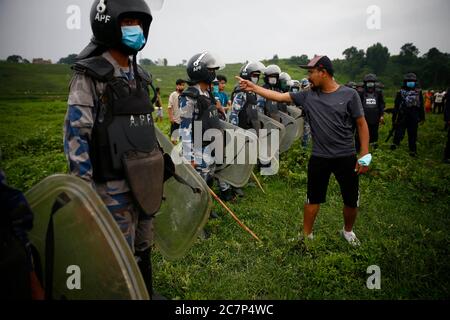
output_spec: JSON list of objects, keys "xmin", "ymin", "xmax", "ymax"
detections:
[
  {"xmin": 58, "ymin": 54, "xmax": 78, "ymax": 65},
  {"xmin": 139, "ymin": 58, "xmax": 155, "ymax": 66},
  {"xmin": 342, "ymin": 47, "xmax": 365, "ymax": 78},
  {"xmin": 7, "ymin": 55, "xmax": 23, "ymax": 63},
  {"xmin": 400, "ymin": 43, "xmax": 419, "ymax": 57},
  {"xmin": 397, "ymin": 43, "xmax": 420, "ymax": 67},
  {"xmin": 420, "ymin": 47, "xmax": 450, "ymax": 88},
  {"xmin": 343, "ymin": 46, "xmax": 365, "ymax": 61},
  {"xmin": 288, "ymin": 55, "xmax": 309, "ymax": 66},
  {"xmin": 366, "ymin": 43, "xmax": 390, "ymax": 74},
  {"xmin": 181, "ymin": 59, "xmax": 187, "ymax": 66},
  {"xmin": 23, "ymin": 59, "xmax": 30, "ymax": 64},
  {"xmin": 163, "ymin": 58, "xmax": 168, "ymax": 66},
  {"xmin": 423, "ymin": 47, "xmax": 444, "ymax": 60}
]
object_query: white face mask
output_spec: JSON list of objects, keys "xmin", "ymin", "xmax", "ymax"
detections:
[
  {"xmin": 268, "ymin": 77, "xmax": 277, "ymax": 85},
  {"xmin": 251, "ymin": 77, "xmax": 259, "ymax": 84}
]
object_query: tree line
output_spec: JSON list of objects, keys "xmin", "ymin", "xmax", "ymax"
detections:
[{"xmin": 287, "ymin": 42, "xmax": 450, "ymax": 90}]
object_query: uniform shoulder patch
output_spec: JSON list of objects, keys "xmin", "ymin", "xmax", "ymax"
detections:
[
  {"xmin": 72, "ymin": 56, "xmax": 114, "ymax": 82},
  {"xmin": 181, "ymin": 86, "xmax": 200, "ymax": 99}
]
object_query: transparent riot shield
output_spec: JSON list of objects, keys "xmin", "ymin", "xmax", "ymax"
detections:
[
  {"xmin": 25, "ymin": 174, "xmax": 149, "ymax": 300},
  {"xmin": 154, "ymin": 128, "xmax": 212, "ymax": 260},
  {"xmin": 286, "ymin": 105, "xmax": 304, "ymax": 140},
  {"xmin": 257, "ymin": 113, "xmax": 284, "ymax": 175},
  {"xmin": 213, "ymin": 121, "xmax": 258, "ymax": 188},
  {"xmin": 279, "ymin": 112, "xmax": 299, "ymax": 153}
]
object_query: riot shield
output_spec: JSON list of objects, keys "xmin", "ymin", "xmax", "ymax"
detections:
[
  {"xmin": 213, "ymin": 121, "xmax": 258, "ymax": 188},
  {"xmin": 154, "ymin": 128, "xmax": 212, "ymax": 260},
  {"xmin": 279, "ymin": 112, "xmax": 299, "ymax": 153},
  {"xmin": 25, "ymin": 174, "xmax": 149, "ymax": 300},
  {"xmin": 286, "ymin": 105, "xmax": 304, "ymax": 140},
  {"xmin": 256, "ymin": 113, "xmax": 284, "ymax": 175}
]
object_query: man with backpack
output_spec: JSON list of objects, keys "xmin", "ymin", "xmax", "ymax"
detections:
[{"xmin": 390, "ymin": 73, "xmax": 425, "ymax": 157}]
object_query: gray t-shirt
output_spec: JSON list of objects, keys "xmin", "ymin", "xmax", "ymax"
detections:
[{"xmin": 290, "ymin": 86, "xmax": 364, "ymax": 158}]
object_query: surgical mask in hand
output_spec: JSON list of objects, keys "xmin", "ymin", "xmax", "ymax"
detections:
[
  {"xmin": 121, "ymin": 25, "xmax": 146, "ymax": 51},
  {"xmin": 268, "ymin": 77, "xmax": 277, "ymax": 85},
  {"xmin": 358, "ymin": 153, "xmax": 372, "ymax": 166},
  {"xmin": 406, "ymin": 81, "xmax": 416, "ymax": 89}
]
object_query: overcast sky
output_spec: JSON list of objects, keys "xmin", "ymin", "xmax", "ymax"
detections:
[{"xmin": 0, "ymin": 0, "xmax": 449, "ymax": 65}]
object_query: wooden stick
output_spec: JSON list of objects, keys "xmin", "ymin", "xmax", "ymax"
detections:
[
  {"xmin": 207, "ymin": 187, "xmax": 262, "ymax": 242},
  {"xmin": 251, "ymin": 172, "xmax": 266, "ymax": 194}
]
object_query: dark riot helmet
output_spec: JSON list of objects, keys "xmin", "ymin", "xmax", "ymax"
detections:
[
  {"xmin": 78, "ymin": 0, "xmax": 153, "ymax": 59},
  {"xmin": 364, "ymin": 73, "xmax": 378, "ymax": 83},
  {"xmin": 404, "ymin": 73, "xmax": 418, "ymax": 82},
  {"xmin": 186, "ymin": 52, "xmax": 224, "ymax": 85},
  {"xmin": 240, "ymin": 61, "xmax": 265, "ymax": 80}
]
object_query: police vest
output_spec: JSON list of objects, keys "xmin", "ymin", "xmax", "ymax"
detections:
[
  {"xmin": 72, "ymin": 56, "xmax": 160, "ymax": 182},
  {"xmin": 232, "ymin": 87, "xmax": 261, "ymax": 131},
  {"xmin": 262, "ymin": 84, "xmax": 283, "ymax": 121},
  {"xmin": 362, "ymin": 90, "xmax": 381, "ymax": 125},
  {"xmin": 181, "ymin": 86, "xmax": 223, "ymax": 147}
]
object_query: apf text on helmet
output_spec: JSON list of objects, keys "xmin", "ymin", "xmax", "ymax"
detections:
[{"xmin": 95, "ymin": 13, "xmax": 111, "ymax": 24}]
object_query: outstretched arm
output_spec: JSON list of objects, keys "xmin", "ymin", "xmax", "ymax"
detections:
[{"xmin": 236, "ymin": 76, "xmax": 293, "ymax": 104}]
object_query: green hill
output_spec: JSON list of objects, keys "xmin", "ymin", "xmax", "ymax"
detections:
[{"xmin": 0, "ymin": 60, "xmax": 309, "ymax": 102}]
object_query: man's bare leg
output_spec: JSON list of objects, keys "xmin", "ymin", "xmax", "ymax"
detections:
[
  {"xmin": 343, "ymin": 205, "xmax": 358, "ymax": 232},
  {"xmin": 303, "ymin": 203, "xmax": 320, "ymax": 236}
]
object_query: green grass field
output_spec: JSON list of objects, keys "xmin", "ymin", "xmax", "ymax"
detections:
[{"xmin": 0, "ymin": 62, "xmax": 449, "ymax": 299}]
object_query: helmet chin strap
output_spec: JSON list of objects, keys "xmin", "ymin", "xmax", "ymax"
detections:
[{"xmin": 132, "ymin": 54, "xmax": 141, "ymax": 90}]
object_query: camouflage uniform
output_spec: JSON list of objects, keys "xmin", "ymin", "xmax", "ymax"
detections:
[
  {"xmin": 179, "ymin": 85, "xmax": 230, "ymax": 191},
  {"xmin": 229, "ymin": 92, "xmax": 246, "ymax": 127},
  {"xmin": 63, "ymin": 51, "xmax": 153, "ymax": 253}
]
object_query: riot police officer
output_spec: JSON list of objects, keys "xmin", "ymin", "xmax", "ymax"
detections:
[
  {"xmin": 64, "ymin": 0, "xmax": 165, "ymax": 299},
  {"xmin": 258, "ymin": 64, "xmax": 283, "ymax": 121},
  {"xmin": 356, "ymin": 74, "xmax": 385, "ymax": 150},
  {"xmin": 230, "ymin": 61, "xmax": 265, "ymax": 132},
  {"xmin": 179, "ymin": 52, "xmax": 234, "ymax": 201},
  {"xmin": 391, "ymin": 73, "xmax": 425, "ymax": 156}
]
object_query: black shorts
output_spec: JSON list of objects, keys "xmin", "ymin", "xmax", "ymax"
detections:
[{"xmin": 307, "ymin": 155, "xmax": 360, "ymax": 208}]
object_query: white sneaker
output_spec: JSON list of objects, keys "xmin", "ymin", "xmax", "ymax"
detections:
[
  {"xmin": 306, "ymin": 233, "xmax": 314, "ymax": 240},
  {"xmin": 340, "ymin": 228, "xmax": 360, "ymax": 246}
]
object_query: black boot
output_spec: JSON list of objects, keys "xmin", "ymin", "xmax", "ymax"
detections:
[
  {"xmin": 219, "ymin": 188, "xmax": 235, "ymax": 202},
  {"xmin": 136, "ymin": 248, "xmax": 167, "ymax": 300}
]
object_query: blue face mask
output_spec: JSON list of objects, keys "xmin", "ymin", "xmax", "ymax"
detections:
[
  {"xmin": 121, "ymin": 26, "xmax": 146, "ymax": 51},
  {"xmin": 406, "ymin": 81, "xmax": 416, "ymax": 89}
]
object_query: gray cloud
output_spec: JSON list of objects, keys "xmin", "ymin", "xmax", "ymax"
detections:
[{"xmin": 0, "ymin": 0, "xmax": 449, "ymax": 64}]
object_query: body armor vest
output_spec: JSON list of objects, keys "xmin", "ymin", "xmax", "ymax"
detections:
[
  {"xmin": 181, "ymin": 86, "xmax": 223, "ymax": 147},
  {"xmin": 232, "ymin": 87, "xmax": 261, "ymax": 131},
  {"xmin": 262, "ymin": 84, "xmax": 282, "ymax": 121},
  {"xmin": 362, "ymin": 90, "xmax": 381, "ymax": 125},
  {"xmin": 72, "ymin": 56, "xmax": 164, "ymax": 216}
]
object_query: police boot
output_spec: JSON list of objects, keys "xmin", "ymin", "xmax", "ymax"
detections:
[
  {"xmin": 136, "ymin": 248, "xmax": 167, "ymax": 300},
  {"xmin": 220, "ymin": 188, "xmax": 235, "ymax": 202}
]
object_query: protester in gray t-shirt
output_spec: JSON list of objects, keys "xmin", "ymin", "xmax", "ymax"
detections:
[
  {"xmin": 237, "ymin": 55, "xmax": 370, "ymax": 246},
  {"xmin": 290, "ymin": 86, "xmax": 364, "ymax": 158}
]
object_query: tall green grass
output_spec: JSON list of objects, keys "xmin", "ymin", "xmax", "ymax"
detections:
[{"xmin": 1, "ymin": 61, "xmax": 448, "ymax": 299}]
